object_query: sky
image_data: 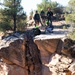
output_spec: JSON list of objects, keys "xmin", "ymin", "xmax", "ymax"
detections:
[
  {"xmin": 21, "ymin": 0, "xmax": 42, "ymax": 15},
  {"xmin": 21, "ymin": 0, "xmax": 70, "ymax": 15}
]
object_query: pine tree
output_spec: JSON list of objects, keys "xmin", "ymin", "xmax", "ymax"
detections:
[{"xmin": 3, "ymin": 0, "xmax": 27, "ymax": 31}]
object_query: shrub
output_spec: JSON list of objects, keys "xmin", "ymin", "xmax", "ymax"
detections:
[{"xmin": 0, "ymin": 22, "xmax": 12, "ymax": 32}]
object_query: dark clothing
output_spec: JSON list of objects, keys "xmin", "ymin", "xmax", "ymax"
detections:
[
  {"xmin": 47, "ymin": 11, "xmax": 53, "ymax": 19},
  {"xmin": 34, "ymin": 13, "xmax": 40, "ymax": 26},
  {"xmin": 40, "ymin": 10, "xmax": 45, "ymax": 19},
  {"xmin": 34, "ymin": 13, "xmax": 40, "ymax": 21},
  {"xmin": 40, "ymin": 10, "xmax": 45, "ymax": 26},
  {"xmin": 47, "ymin": 11, "xmax": 53, "ymax": 24},
  {"xmin": 48, "ymin": 23, "xmax": 54, "ymax": 30}
]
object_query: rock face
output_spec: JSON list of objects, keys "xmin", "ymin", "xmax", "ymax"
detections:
[
  {"xmin": 0, "ymin": 32, "xmax": 42, "ymax": 75},
  {"xmin": 0, "ymin": 30, "xmax": 75, "ymax": 75},
  {"xmin": 34, "ymin": 38, "xmax": 63, "ymax": 75},
  {"xmin": 0, "ymin": 62, "xmax": 8, "ymax": 75},
  {"xmin": 61, "ymin": 38, "xmax": 75, "ymax": 58},
  {"xmin": 0, "ymin": 39, "xmax": 26, "ymax": 68},
  {"xmin": 45, "ymin": 53, "xmax": 73, "ymax": 75},
  {"xmin": 35, "ymin": 39, "xmax": 63, "ymax": 53},
  {"xmin": 34, "ymin": 37, "xmax": 75, "ymax": 75}
]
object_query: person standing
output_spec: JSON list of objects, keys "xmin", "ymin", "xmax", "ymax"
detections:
[
  {"xmin": 47, "ymin": 8, "xmax": 53, "ymax": 25},
  {"xmin": 40, "ymin": 9, "xmax": 45, "ymax": 26},
  {"xmin": 33, "ymin": 10, "xmax": 40, "ymax": 27}
]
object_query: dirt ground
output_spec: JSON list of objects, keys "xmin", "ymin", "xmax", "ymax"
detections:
[{"xmin": 27, "ymin": 20, "xmax": 69, "ymax": 31}]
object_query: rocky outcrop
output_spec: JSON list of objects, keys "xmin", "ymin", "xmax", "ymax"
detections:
[
  {"xmin": 0, "ymin": 39, "xmax": 25, "ymax": 67},
  {"xmin": 35, "ymin": 39, "xmax": 63, "ymax": 53},
  {"xmin": 61, "ymin": 38, "xmax": 75, "ymax": 58},
  {"xmin": 44, "ymin": 53, "xmax": 73, "ymax": 75},
  {"xmin": 34, "ymin": 35, "xmax": 64, "ymax": 75},
  {"xmin": 0, "ymin": 29, "xmax": 75, "ymax": 75},
  {"xmin": 0, "ymin": 32, "xmax": 42, "ymax": 75},
  {"xmin": 34, "ymin": 36, "xmax": 75, "ymax": 75}
]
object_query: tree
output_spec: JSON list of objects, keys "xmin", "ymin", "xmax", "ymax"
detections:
[
  {"xmin": 2, "ymin": 0, "xmax": 27, "ymax": 32},
  {"xmin": 65, "ymin": 0, "xmax": 75, "ymax": 24},
  {"xmin": 37, "ymin": 0, "xmax": 63, "ymax": 14},
  {"xmin": 65, "ymin": 0, "xmax": 75, "ymax": 40},
  {"xmin": 37, "ymin": 0, "xmax": 49, "ymax": 13},
  {"xmin": 37, "ymin": 0, "xmax": 64, "ymax": 21}
]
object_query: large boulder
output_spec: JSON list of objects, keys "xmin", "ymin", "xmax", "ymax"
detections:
[
  {"xmin": 0, "ymin": 30, "xmax": 71, "ymax": 75},
  {"xmin": 0, "ymin": 39, "xmax": 26, "ymax": 68},
  {"xmin": 0, "ymin": 32, "xmax": 42, "ymax": 75},
  {"xmin": 34, "ymin": 39, "xmax": 63, "ymax": 54},
  {"xmin": 45, "ymin": 53, "xmax": 73, "ymax": 75},
  {"xmin": 34, "ymin": 37, "xmax": 63, "ymax": 75}
]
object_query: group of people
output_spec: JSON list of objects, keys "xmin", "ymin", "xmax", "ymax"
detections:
[{"xmin": 33, "ymin": 8, "xmax": 53, "ymax": 27}]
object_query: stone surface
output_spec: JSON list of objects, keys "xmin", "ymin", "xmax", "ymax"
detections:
[
  {"xmin": 34, "ymin": 34, "xmax": 66, "ymax": 40},
  {"xmin": 45, "ymin": 53, "xmax": 73, "ymax": 75},
  {"xmin": 1, "ymin": 30, "xmax": 75, "ymax": 75},
  {"xmin": 35, "ymin": 39, "xmax": 62, "ymax": 53},
  {"xmin": 8, "ymin": 64, "xmax": 26, "ymax": 75},
  {"xmin": 0, "ymin": 62, "xmax": 27, "ymax": 75},
  {"xmin": 42, "ymin": 65, "xmax": 52, "ymax": 75},
  {"xmin": 0, "ymin": 31, "xmax": 42, "ymax": 75},
  {"xmin": 34, "ymin": 38, "xmax": 63, "ymax": 75},
  {"xmin": 61, "ymin": 38, "xmax": 75, "ymax": 58},
  {"xmin": 0, "ymin": 39, "xmax": 26, "ymax": 68},
  {"xmin": 0, "ymin": 62, "xmax": 8, "ymax": 75},
  {"xmin": 68, "ymin": 60, "xmax": 75, "ymax": 74}
]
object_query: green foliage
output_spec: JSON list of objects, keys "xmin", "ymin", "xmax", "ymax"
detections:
[
  {"xmin": 53, "ymin": 6, "xmax": 64, "ymax": 14},
  {"xmin": 65, "ymin": 0, "xmax": 75, "ymax": 39},
  {"xmin": 37, "ymin": 0, "xmax": 63, "ymax": 14},
  {"xmin": 68, "ymin": 0, "xmax": 75, "ymax": 11},
  {"xmin": 65, "ymin": 14, "xmax": 75, "ymax": 23},
  {"xmin": 65, "ymin": 0, "xmax": 75, "ymax": 24},
  {"xmin": 67, "ymin": 29, "xmax": 75, "ymax": 40},
  {"xmin": 37, "ymin": 0, "xmax": 51, "ymax": 13},
  {"xmin": 0, "ymin": 22, "xmax": 12, "ymax": 31},
  {"xmin": 0, "ymin": 0, "xmax": 27, "ymax": 32},
  {"xmin": 17, "ymin": 22, "xmax": 27, "ymax": 31}
]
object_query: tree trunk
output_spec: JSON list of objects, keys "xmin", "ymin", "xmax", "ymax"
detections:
[
  {"xmin": 13, "ymin": 0, "xmax": 16, "ymax": 32},
  {"xmin": 13, "ymin": 15, "xmax": 16, "ymax": 32}
]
